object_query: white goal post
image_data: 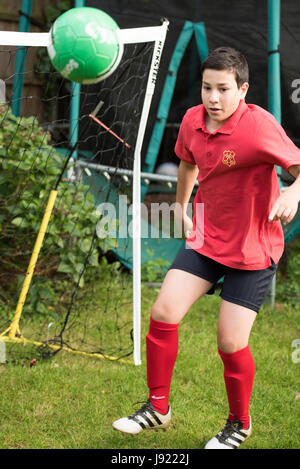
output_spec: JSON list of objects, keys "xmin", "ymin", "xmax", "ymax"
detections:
[{"xmin": 0, "ymin": 20, "xmax": 169, "ymax": 366}]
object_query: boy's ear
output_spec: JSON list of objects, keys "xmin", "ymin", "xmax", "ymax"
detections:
[{"xmin": 240, "ymin": 81, "xmax": 249, "ymax": 98}]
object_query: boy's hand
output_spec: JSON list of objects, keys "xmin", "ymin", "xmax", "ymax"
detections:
[
  {"xmin": 174, "ymin": 209, "xmax": 194, "ymax": 239},
  {"xmin": 269, "ymin": 187, "xmax": 300, "ymax": 225},
  {"xmin": 183, "ymin": 215, "xmax": 194, "ymax": 239}
]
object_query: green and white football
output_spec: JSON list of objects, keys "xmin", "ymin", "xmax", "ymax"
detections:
[{"xmin": 47, "ymin": 7, "xmax": 123, "ymax": 84}]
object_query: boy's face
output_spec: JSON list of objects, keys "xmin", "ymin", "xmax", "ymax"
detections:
[{"xmin": 201, "ymin": 69, "xmax": 249, "ymax": 127}]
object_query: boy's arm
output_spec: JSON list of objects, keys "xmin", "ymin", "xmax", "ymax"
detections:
[
  {"xmin": 269, "ymin": 164, "xmax": 300, "ymax": 225},
  {"xmin": 175, "ymin": 160, "xmax": 199, "ymax": 237}
]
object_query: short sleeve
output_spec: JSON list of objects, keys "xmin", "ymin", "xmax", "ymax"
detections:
[
  {"xmin": 256, "ymin": 113, "xmax": 300, "ymax": 171},
  {"xmin": 174, "ymin": 111, "xmax": 196, "ymax": 165}
]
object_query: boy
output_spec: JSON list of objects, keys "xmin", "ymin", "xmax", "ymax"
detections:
[{"xmin": 112, "ymin": 47, "xmax": 300, "ymax": 449}]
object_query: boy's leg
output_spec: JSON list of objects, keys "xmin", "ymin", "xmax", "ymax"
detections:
[
  {"xmin": 112, "ymin": 249, "xmax": 225, "ymax": 434},
  {"xmin": 205, "ymin": 261, "xmax": 277, "ymax": 449},
  {"xmin": 112, "ymin": 267, "xmax": 214, "ymax": 434},
  {"xmin": 151, "ymin": 267, "xmax": 214, "ymax": 324},
  {"xmin": 204, "ymin": 300, "xmax": 256, "ymax": 449},
  {"xmin": 217, "ymin": 300, "xmax": 256, "ymax": 429},
  {"xmin": 215, "ymin": 260, "xmax": 277, "ymax": 435},
  {"xmin": 146, "ymin": 269, "xmax": 214, "ymax": 414}
]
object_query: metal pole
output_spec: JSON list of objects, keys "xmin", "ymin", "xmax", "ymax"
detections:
[
  {"xmin": 11, "ymin": 0, "xmax": 33, "ymax": 116},
  {"xmin": 268, "ymin": 0, "xmax": 281, "ymax": 308},
  {"xmin": 268, "ymin": 0, "xmax": 281, "ymax": 124},
  {"xmin": 69, "ymin": 0, "xmax": 85, "ymax": 166}
]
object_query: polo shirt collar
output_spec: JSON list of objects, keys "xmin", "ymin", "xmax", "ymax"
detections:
[{"xmin": 193, "ymin": 99, "xmax": 248, "ymax": 135}]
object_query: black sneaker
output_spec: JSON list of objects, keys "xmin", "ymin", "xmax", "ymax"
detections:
[
  {"xmin": 112, "ymin": 400, "xmax": 171, "ymax": 435},
  {"xmin": 204, "ymin": 417, "xmax": 252, "ymax": 449}
]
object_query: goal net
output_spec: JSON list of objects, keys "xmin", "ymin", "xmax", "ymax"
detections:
[{"xmin": 0, "ymin": 19, "xmax": 169, "ymax": 366}]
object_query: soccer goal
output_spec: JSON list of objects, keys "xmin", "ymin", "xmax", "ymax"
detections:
[{"xmin": 0, "ymin": 14, "xmax": 169, "ymax": 366}]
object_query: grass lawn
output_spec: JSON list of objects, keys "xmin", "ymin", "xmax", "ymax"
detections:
[{"xmin": 0, "ymin": 284, "xmax": 299, "ymax": 450}]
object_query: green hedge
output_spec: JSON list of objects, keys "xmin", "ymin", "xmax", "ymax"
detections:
[{"xmin": 0, "ymin": 104, "xmax": 104, "ymax": 319}]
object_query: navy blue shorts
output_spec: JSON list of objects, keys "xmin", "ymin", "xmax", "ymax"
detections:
[{"xmin": 169, "ymin": 246, "xmax": 278, "ymax": 313}]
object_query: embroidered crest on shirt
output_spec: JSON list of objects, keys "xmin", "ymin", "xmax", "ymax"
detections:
[{"xmin": 222, "ymin": 150, "xmax": 236, "ymax": 167}]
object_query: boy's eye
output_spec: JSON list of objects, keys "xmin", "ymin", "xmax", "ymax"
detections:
[{"xmin": 202, "ymin": 86, "xmax": 228, "ymax": 92}]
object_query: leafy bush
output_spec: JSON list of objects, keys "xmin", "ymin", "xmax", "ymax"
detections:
[
  {"xmin": 141, "ymin": 249, "xmax": 170, "ymax": 283},
  {"xmin": 0, "ymin": 104, "xmax": 104, "ymax": 319},
  {"xmin": 276, "ymin": 237, "xmax": 300, "ymax": 305}
]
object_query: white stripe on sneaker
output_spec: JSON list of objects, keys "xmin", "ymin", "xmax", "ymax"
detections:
[
  {"xmin": 204, "ymin": 417, "xmax": 252, "ymax": 449},
  {"xmin": 112, "ymin": 400, "xmax": 171, "ymax": 435}
]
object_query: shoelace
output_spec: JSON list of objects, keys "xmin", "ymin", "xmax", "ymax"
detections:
[
  {"xmin": 218, "ymin": 419, "xmax": 244, "ymax": 442},
  {"xmin": 129, "ymin": 400, "xmax": 153, "ymax": 418}
]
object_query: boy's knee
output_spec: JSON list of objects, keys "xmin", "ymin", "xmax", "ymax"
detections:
[
  {"xmin": 217, "ymin": 337, "xmax": 247, "ymax": 354},
  {"xmin": 151, "ymin": 302, "xmax": 176, "ymax": 324}
]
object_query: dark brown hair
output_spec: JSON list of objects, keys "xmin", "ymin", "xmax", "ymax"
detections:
[{"xmin": 201, "ymin": 47, "xmax": 249, "ymax": 88}]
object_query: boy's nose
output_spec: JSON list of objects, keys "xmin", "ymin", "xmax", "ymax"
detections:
[{"xmin": 209, "ymin": 92, "xmax": 219, "ymax": 103}]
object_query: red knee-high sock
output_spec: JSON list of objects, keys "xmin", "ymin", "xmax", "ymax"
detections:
[
  {"xmin": 218, "ymin": 345, "xmax": 255, "ymax": 429},
  {"xmin": 146, "ymin": 317, "xmax": 179, "ymax": 415}
]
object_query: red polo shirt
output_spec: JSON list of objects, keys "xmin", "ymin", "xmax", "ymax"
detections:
[{"xmin": 175, "ymin": 99, "xmax": 300, "ymax": 270}]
